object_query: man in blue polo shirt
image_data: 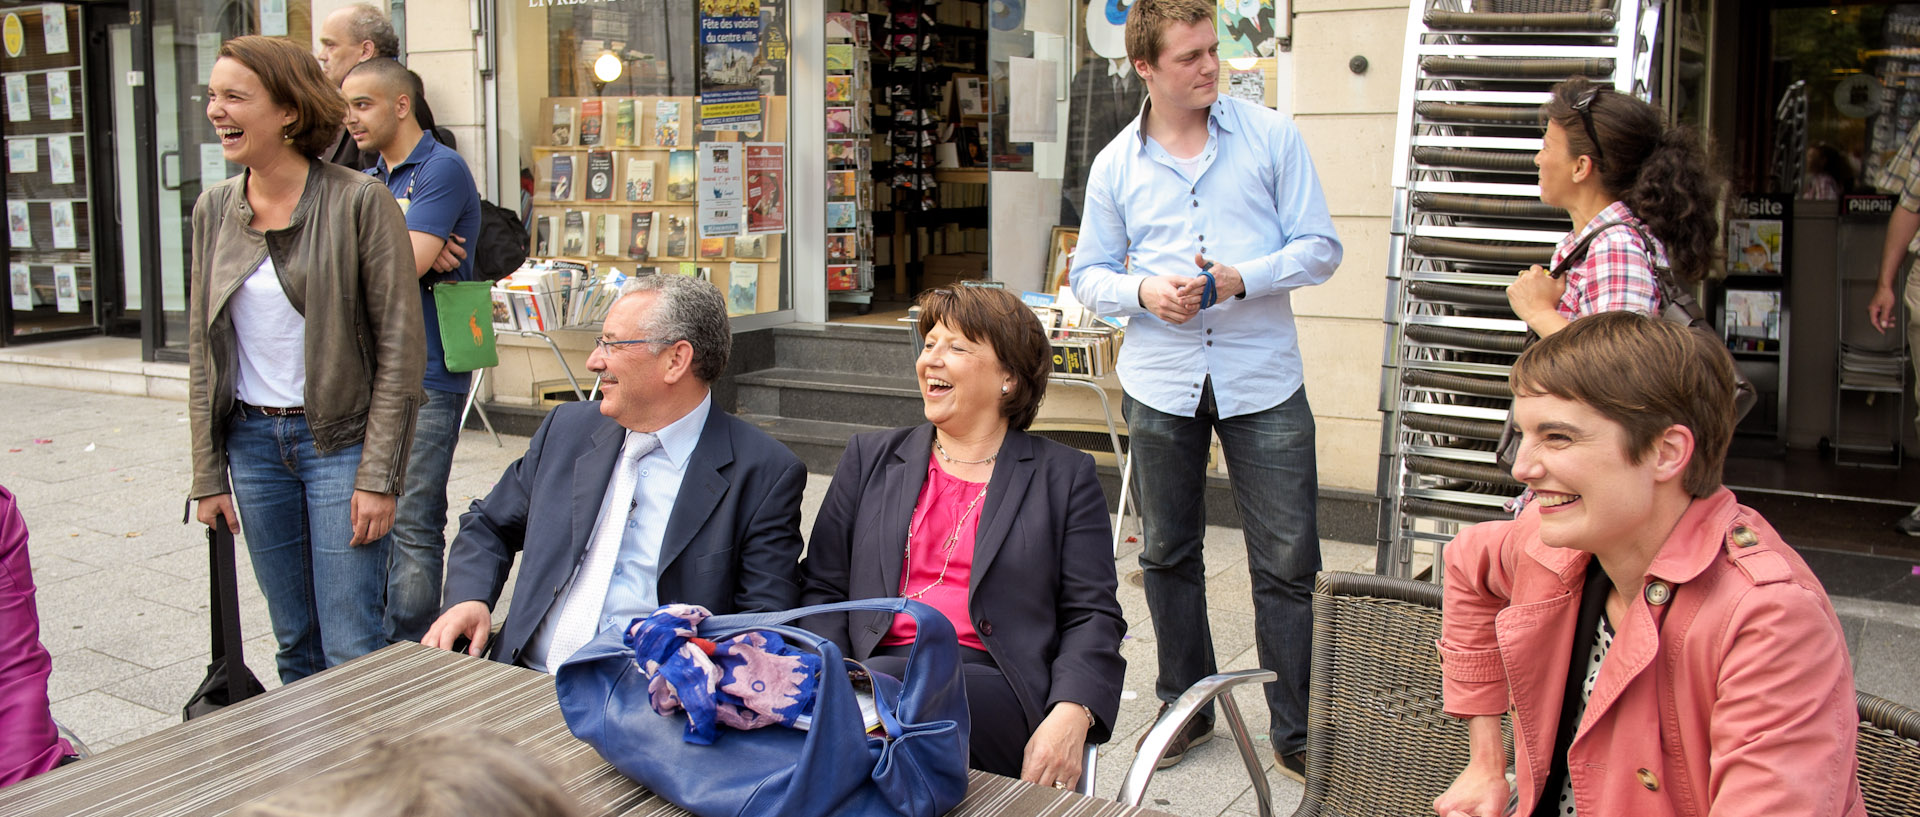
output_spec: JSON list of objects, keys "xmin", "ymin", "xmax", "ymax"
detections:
[{"xmin": 344, "ymin": 57, "xmax": 484, "ymax": 643}]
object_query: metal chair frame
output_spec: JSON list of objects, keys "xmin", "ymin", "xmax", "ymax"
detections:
[{"xmin": 1118, "ymin": 669, "xmax": 1280, "ymax": 817}]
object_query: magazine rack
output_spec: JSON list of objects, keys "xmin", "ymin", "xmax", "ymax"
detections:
[{"xmin": 459, "ymin": 329, "xmax": 589, "ymax": 447}]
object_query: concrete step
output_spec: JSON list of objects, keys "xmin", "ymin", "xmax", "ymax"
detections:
[
  {"xmin": 771, "ymin": 323, "xmax": 917, "ymax": 377},
  {"xmin": 0, "ymin": 337, "xmax": 188, "ymax": 400},
  {"xmin": 735, "ymin": 367, "xmax": 926, "ymax": 429}
]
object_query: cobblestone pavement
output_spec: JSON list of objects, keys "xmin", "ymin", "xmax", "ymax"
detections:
[{"xmin": 2, "ymin": 382, "xmax": 1913, "ymax": 817}]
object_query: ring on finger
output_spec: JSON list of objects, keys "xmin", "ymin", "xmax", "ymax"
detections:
[{"xmin": 1052, "ymin": 782, "xmax": 1066, "ymax": 789}]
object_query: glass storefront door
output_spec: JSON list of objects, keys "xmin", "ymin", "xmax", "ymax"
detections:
[{"xmin": 135, "ymin": 0, "xmax": 312, "ymax": 359}]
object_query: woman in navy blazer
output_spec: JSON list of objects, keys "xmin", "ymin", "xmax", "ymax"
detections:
[{"xmin": 800, "ymin": 286, "xmax": 1126, "ymax": 790}]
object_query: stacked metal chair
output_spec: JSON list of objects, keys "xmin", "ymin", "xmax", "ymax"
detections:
[{"xmin": 1376, "ymin": 0, "xmax": 1664, "ymax": 579}]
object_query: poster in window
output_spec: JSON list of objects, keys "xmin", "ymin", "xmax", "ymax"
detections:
[
  {"xmin": 1216, "ymin": 0, "xmax": 1275, "ymax": 60},
  {"xmin": 7, "ymin": 138, "xmax": 33, "ymax": 173},
  {"xmin": 744, "ymin": 142, "xmax": 784, "ymax": 235},
  {"xmin": 47, "ymin": 134, "xmax": 71, "ymax": 184},
  {"xmin": 46, "ymin": 70, "xmax": 70, "ymax": 121},
  {"xmin": 7, "ymin": 201, "xmax": 27, "ymax": 247},
  {"xmin": 5, "ymin": 74, "xmax": 28, "ymax": 122},
  {"xmin": 698, "ymin": 0, "xmax": 763, "ymax": 131},
  {"xmin": 697, "ymin": 143, "xmax": 744, "ymax": 237},
  {"xmin": 40, "ymin": 4, "xmax": 66, "ymax": 54},
  {"xmin": 1727, "ymin": 194, "xmax": 1788, "ymax": 276},
  {"xmin": 9, "ymin": 262, "xmax": 29, "ymax": 310},
  {"xmin": 51, "ymin": 200, "xmax": 75, "ymax": 248},
  {"xmin": 52, "ymin": 264, "xmax": 77, "ymax": 313}
]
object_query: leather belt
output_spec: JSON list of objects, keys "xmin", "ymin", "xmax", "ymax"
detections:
[{"xmin": 243, "ymin": 403, "xmax": 305, "ymax": 416}]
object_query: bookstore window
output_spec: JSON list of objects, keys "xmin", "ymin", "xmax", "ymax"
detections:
[{"xmin": 509, "ymin": 0, "xmax": 790, "ymax": 326}]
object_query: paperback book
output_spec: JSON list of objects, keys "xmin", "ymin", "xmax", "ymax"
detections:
[
  {"xmin": 655, "ymin": 100, "xmax": 683, "ymax": 147},
  {"xmin": 666, "ymin": 152, "xmax": 696, "ymax": 201},
  {"xmin": 625, "ymin": 158, "xmax": 655, "ymax": 201},
  {"xmin": 561, "ymin": 210, "xmax": 586, "ymax": 255},
  {"xmin": 550, "ymin": 154, "xmax": 575, "ymax": 201},
  {"xmin": 613, "ymin": 99, "xmax": 637, "ymax": 146},
  {"xmin": 628, "ymin": 211, "xmax": 654, "ymax": 261},
  {"xmin": 579, "ymin": 100, "xmax": 604, "ymax": 146},
  {"xmin": 733, "ymin": 234, "xmax": 766, "ymax": 259},
  {"xmin": 550, "ymin": 102, "xmax": 576, "ymax": 146},
  {"xmin": 663, "ymin": 213, "xmax": 692, "ymax": 257},
  {"xmin": 585, "ymin": 151, "xmax": 615, "ymax": 201},
  {"xmin": 727, "ymin": 262, "xmax": 758, "ymax": 315}
]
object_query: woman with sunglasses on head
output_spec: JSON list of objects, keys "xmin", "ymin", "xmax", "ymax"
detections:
[{"xmin": 1507, "ymin": 77, "xmax": 1725, "ymax": 338}]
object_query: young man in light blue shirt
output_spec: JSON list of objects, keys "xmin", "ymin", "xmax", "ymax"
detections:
[{"xmin": 1068, "ymin": 0, "xmax": 1341, "ymax": 778}]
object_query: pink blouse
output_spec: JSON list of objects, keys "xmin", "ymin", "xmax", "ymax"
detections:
[{"xmin": 881, "ymin": 456, "xmax": 987, "ymax": 650}]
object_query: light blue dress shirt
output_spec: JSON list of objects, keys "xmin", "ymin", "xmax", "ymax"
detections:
[
  {"xmin": 1069, "ymin": 96, "xmax": 1342, "ymax": 418},
  {"xmin": 523, "ymin": 394, "xmax": 711, "ymax": 673}
]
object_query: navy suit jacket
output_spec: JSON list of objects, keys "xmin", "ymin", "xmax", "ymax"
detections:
[
  {"xmin": 442, "ymin": 401, "xmax": 806, "ymax": 667},
  {"xmin": 798, "ymin": 424, "xmax": 1126, "ymax": 743}
]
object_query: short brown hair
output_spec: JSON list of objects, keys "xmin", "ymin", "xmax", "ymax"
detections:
[
  {"xmin": 915, "ymin": 286, "xmax": 1050, "ymax": 431},
  {"xmin": 1510, "ymin": 312, "xmax": 1736, "ymax": 498},
  {"xmin": 1124, "ymin": 0, "xmax": 1215, "ymax": 68},
  {"xmin": 233, "ymin": 728, "xmax": 581, "ymax": 817},
  {"xmin": 218, "ymin": 36, "xmax": 346, "ymax": 158}
]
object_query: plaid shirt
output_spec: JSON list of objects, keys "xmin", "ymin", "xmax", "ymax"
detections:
[{"xmin": 1550, "ymin": 201, "xmax": 1667, "ymax": 321}]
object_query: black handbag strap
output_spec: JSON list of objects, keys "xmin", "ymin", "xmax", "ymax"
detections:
[
  {"xmin": 207, "ymin": 519, "xmax": 248, "ymax": 698},
  {"xmin": 1548, "ymin": 218, "xmax": 1710, "ymax": 324}
]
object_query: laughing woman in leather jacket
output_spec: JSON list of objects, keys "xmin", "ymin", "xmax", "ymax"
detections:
[{"xmin": 188, "ymin": 36, "xmax": 423, "ymax": 685}]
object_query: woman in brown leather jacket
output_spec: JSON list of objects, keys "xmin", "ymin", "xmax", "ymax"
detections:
[{"xmin": 187, "ymin": 36, "xmax": 423, "ymax": 684}]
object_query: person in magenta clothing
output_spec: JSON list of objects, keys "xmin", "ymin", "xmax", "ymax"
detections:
[
  {"xmin": 0, "ymin": 485, "xmax": 74, "ymax": 787},
  {"xmin": 1506, "ymin": 77, "xmax": 1724, "ymax": 339},
  {"xmin": 798, "ymin": 286, "xmax": 1125, "ymax": 791},
  {"xmin": 1433, "ymin": 314, "xmax": 1865, "ymax": 817}
]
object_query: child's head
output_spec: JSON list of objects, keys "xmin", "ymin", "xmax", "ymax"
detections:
[{"xmin": 235, "ymin": 728, "xmax": 582, "ymax": 817}]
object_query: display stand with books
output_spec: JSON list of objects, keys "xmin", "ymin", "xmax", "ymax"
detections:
[
  {"xmin": 826, "ymin": 14, "xmax": 877, "ymax": 312},
  {"xmin": 528, "ymin": 95, "xmax": 786, "ymax": 317}
]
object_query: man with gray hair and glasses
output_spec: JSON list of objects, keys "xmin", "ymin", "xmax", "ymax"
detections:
[{"xmin": 422, "ymin": 275, "xmax": 807, "ymax": 673}]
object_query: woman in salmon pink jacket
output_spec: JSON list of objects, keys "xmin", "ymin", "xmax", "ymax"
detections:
[{"xmin": 1433, "ymin": 313, "xmax": 1866, "ymax": 817}]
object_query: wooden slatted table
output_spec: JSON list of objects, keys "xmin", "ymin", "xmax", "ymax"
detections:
[{"xmin": 0, "ymin": 642, "xmax": 1167, "ymax": 817}]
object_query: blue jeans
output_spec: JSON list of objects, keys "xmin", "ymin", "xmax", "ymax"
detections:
[
  {"xmin": 225, "ymin": 407, "xmax": 390, "ymax": 684},
  {"xmin": 1125, "ymin": 383, "xmax": 1320, "ymax": 755},
  {"xmin": 386, "ymin": 387, "xmax": 464, "ymax": 642}
]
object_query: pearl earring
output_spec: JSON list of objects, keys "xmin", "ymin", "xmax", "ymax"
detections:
[{"xmin": 1001, "ymin": 385, "xmax": 1009, "ymax": 394}]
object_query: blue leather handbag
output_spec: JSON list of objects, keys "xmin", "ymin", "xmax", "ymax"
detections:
[{"xmin": 555, "ymin": 598, "xmax": 971, "ymax": 817}]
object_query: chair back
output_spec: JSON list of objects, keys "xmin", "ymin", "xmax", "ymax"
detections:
[
  {"xmin": 1857, "ymin": 691, "xmax": 1920, "ymax": 817},
  {"xmin": 1296, "ymin": 571, "xmax": 1498, "ymax": 817}
]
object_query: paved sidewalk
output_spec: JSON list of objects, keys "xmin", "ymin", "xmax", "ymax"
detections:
[{"xmin": 2, "ymin": 383, "xmax": 1914, "ymax": 817}]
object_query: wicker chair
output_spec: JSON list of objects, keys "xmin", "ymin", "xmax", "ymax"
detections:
[
  {"xmin": 1293, "ymin": 571, "xmax": 1480, "ymax": 817},
  {"xmin": 1857, "ymin": 691, "xmax": 1920, "ymax": 817}
]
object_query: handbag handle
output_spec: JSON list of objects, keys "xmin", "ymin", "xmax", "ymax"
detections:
[{"xmin": 699, "ymin": 597, "xmax": 955, "ymax": 651}]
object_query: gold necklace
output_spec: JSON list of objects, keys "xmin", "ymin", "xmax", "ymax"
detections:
[
  {"xmin": 900, "ymin": 476, "xmax": 991, "ymax": 600},
  {"xmin": 933, "ymin": 436, "xmax": 996, "ymax": 466}
]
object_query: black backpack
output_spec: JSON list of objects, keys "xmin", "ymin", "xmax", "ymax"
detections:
[{"xmin": 474, "ymin": 200, "xmax": 529, "ymax": 281}]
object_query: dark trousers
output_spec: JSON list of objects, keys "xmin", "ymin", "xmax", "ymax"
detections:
[
  {"xmin": 867, "ymin": 648, "xmax": 1028, "ymax": 777},
  {"xmin": 1124, "ymin": 382, "xmax": 1320, "ymax": 755}
]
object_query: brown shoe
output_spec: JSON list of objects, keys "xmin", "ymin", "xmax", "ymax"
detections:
[
  {"xmin": 1137, "ymin": 704, "xmax": 1213, "ymax": 769},
  {"xmin": 1275, "ymin": 750, "xmax": 1306, "ymax": 783}
]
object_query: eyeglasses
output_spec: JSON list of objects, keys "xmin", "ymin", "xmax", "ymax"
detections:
[
  {"xmin": 1571, "ymin": 86, "xmax": 1607, "ymax": 170},
  {"xmin": 593, "ymin": 337, "xmax": 670, "ymax": 352}
]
